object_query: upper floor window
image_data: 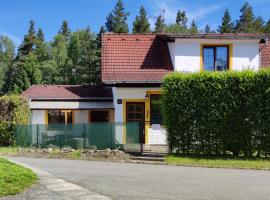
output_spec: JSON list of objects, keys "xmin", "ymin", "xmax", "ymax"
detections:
[{"xmin": 203, "ymin": 46, "xmax": 229, "ymax": 71}]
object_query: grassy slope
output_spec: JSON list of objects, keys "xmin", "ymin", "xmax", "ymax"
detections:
[
  {"xmin": 0, "ymin": 157, "xmax": 37, "ymax": 197},
  {"xmin": 165, "ymin": 154, "xmax": 270, "ymax": 170}
]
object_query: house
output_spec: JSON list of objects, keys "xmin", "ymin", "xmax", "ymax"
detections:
[{"xmin": 22, "ymin": 33, "xmax": 270, "ymax": 147}]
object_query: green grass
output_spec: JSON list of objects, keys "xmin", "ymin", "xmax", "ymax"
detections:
[
  {"xmin": 165, "ymin": 154, "xmax": 270, "ymax": 170},
  {"xmin": 0, "ymin": 157, "xmax": 37, "ymax": 197},
  {"xmin": 0, "ymin": 147, "xmax": 19, "ymax": 156}
]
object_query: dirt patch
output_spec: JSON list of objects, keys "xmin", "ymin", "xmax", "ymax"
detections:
[{"xmin": 1, "ymin": 147, "xmax": 131, "ymax": 161}]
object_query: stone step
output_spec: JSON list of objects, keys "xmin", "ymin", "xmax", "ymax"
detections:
[{"xmin": 130, "ymin": 155, "xmax": 165, "ymax": 162}]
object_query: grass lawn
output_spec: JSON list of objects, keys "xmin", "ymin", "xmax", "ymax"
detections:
[
  {"xmin": 0, "ymin": 157, "xmax": 37, "ymax": 197},
  {"xmin": 165, "ymin": 154, "xmax": 270, "ymax": 170}
]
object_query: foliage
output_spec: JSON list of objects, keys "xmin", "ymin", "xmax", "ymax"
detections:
[
  {"xmin": 165, "ymin": 154, "xmax": 270, "ymax": 170},
  {"xmin": 189, "ymin": 20, "xmax": 199, "ymax": 33},
  {"xmin": 0, "ymin": 95, "xmax": 30, "ymax": 146},
  {"xmin": 0, "ymin": 157, "xmax": 37, "ymax": 197},
  {"xmin": 132, "ymin": 6, "xmax": 150, "ymax": 33},
  {"xmin": 67, "ymin": 28, "xmax": 100, "ymax": 85},
  {"xmin": 165, "ymin": 23, "xmax": 188, "ymax": 34},
  {"xmin": 235, "ymin": 2, "xmax": 255, "ymax": 33},
  {"xmin": 218, "ymin": 9, "xmax": 234, "ymax": 33},
  {"xmin": 105, "ymin": 0, "xmax": 129, "ymax": 33},
  {"xmin": 0, "ymin": 36, "xmax": 15, "ymax": 94},
  {"xmin": 162, "ymin": 70, "xmax": 270, "ymax": 157},
  {"xmin": 154, "ymin": 15, "xmax": 165, "ymax": 33},
  {"xmin": 176, "ymin": 10, "xmax": 188, "ymax": 28}
]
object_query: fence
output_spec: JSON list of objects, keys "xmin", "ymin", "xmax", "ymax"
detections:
[{"xmin": 15, "ymin": 122, "xmax": 141, "ymax": 151}]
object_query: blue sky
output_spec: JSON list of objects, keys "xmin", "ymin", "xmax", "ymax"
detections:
[{"xmin": 1, "ymin": 0, "xmax": 270, "ymax": 46}]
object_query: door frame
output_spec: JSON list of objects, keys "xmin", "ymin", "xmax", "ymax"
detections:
[{"xmin": 123, "ymin": 100, "xmax": 146, "ymax": 144}]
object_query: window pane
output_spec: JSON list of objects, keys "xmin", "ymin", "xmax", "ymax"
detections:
[
  {"xmin": 203, "ymin": 48, "xmax": 215, "ymax": 71},
  {"xmin": 216, "ymin": 47, "xmax": 228, "ymax": 71},
  {"xmin": 150, "ymin": 95, "xmax": 163, "ymax": 125},
  {"xmin": 48, "ymin": 110, "xmax": 65, "ymax": 124}
]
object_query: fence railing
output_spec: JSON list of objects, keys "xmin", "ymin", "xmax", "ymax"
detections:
[{"xmin": 15, "ymin": 122, "xmax": 140, "ymax": 151}]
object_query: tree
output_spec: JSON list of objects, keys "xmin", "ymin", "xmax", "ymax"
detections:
[
  {"xmin": 154, "ymin": 15, "xmax": 165, "ymax": 33},
  {"xmin": 204, "ymin": 24, "xmax": 212, "ymax": 33},
  {"xmin": 235, "ymin": 2, "xmax": 255, "ymax": 33},
  {"xmin": 165, "ymin": 24, "xmax": 188, "ymax": 34},
  {"xmin": 67, "ymin": 28, "xmax": 100, "ymax": 85},
  {"xmin": 105, "ymin": 0, "xmax": 129, "ymax": 33},
  {"xmin": 17, "ymin": 20, "xmax": 37, "ymax": 59},
  {"xmin": 36, "ymin": 28, "xmax": 49, "ymax": 62},
  {"xmin": 218, "ymin": 9, "xmax": 234, "ymax": 33},
  {"xmin": 176, "ymin": 10, "xmax": 188, "ymax": 28},
  {"xmin": 264, "ymin": 19, "xmax": 270, "ymax": 33},
  {"xmin": 97, "ymin": 26, "xmax": 106, "ymax": 49},
  {"xmin": 132, "ymin": 6, "xmax": 150, "ymax": 33},
  {"xmin": 189, "ymin": 20, "xmax": 199, "ymax": 33},
  {"xmin": 58, "ymin": 20, "xmax": 71, "ymax": 39},
  {"xmin": 50, "ymin": 34, "xmax": 69, "ymax": 84},
  {"xmin": 253, "ymin": 16, "xmax": 265, "ymax": 33},
  {"xmin": 0, "ymin": 36, "xmax": 15, "ymax": 93}
]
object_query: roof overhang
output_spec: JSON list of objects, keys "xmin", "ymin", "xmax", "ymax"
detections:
[{"xmin": 164, "ymin": 33, "xmax": 270, "ymax": 42}]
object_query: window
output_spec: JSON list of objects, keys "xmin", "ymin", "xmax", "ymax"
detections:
[
  {"xmin": 90, "ymin": 111, "xmax": 109, "ymax": 122},
  {"xmin": 150, "ymin": 94, "xmax": 163, "ymax": 125},
  {"xmin": 48, "ymin": 110, "xmax": 73, "ymax": 124},
  {"xmin": 203, "ymin": 46, "xmax": 229, "ymax": 71}
]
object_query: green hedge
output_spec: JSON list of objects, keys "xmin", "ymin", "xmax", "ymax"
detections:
[
  {"xmin": 0, "ymin": 95, "xmax": 30, "ymax": 146},
  {"xmin": 162, "ymin": 70, "xmax": 270, "ymax": 156}
]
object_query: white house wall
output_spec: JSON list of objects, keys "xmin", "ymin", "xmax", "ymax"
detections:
[
  {"xmin": 74, "ymin": 110, "xmax": 88, "ymax": 123},
  {"xmin": 168, "ymin": 39, "xmax": 260, "ymax": 72},
  {"xmin": 29, "ymin": 101, "xmax": 114, "ymax": 110},
  {"xmin": 113, "ymin": 87, "xmax": 167, "ymax": 145},
  {"xmin": 31, "ymin": 110, "xmax": 45, "ymax": 124}
]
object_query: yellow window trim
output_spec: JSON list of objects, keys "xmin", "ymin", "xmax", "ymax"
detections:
[
  {"xmin": 45, "ymin": 109, "xmax": 75, "ymax": 125},
  {"xmin": 200, "ymin": 44, "xmax": 233, "ymax": 72}
]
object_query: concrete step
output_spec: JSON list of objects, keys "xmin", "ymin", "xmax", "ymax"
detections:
[{"xmin": 130, "ymin": 155, "xmax": 165, "ymax": 162}]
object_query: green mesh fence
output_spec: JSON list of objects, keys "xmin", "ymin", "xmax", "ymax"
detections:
[{"xmin": 15, "ymin": 122, "xmax": 140, "ymax": 151}]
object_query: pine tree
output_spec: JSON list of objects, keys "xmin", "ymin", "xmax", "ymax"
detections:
[
  {"xmin": 204, "ymin": 24, "xmax": 211, "ymax": 33},
  {"xmin": 154, "ymin": 15, "xmax": 165, "ymax": 33},
  {"xmin": 58, "ymin": 20, "xmax": 71, "ymax": 39},
  {"xmin": 253, "ymin": 16, "xmax": 265, "ymax": 33},
  {"xmin": 67, "ymin": 28, "xmax": 100, "ymax": 85},
  {"xmin": 264, "ymin": 19, "xmax": 270, "ymax": 33},
  {"xmin": 189, "ymin": 20, "xmax": 199, "ymax": 33},
  {"xmin": 105, "ymin": 0, "xmax": 129, "ymax": 33},
  {"xmin": 36, "ymin": 28, "xmax": 49, "ymax": 62},
  {"xmin": 218, "ymin": 9, "xmax": 234, "ymax": 33},
  {"xmin": 235, "ymin": 2, "xmax": 255, "ymax": 33},
  {"xmin": 176, "ymin": 10, "xmax": 188, "ymax": 28},
  {"xmin": 97, "ymin": 26, "xmax": 106, "ymax": 49},
  {"xmin": 132, "ymin": 6, "xmax": 150, "ymax": 33},
  {"xmin": 17, "ymin": 20, "xmax": 37, "ymax": 59}
]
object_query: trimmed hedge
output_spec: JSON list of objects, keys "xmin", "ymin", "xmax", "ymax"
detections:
[
  {"xmin": 162, "ymin": 70, "xmax": 270, "ymax": 156},
  {"xmin": 0, "ymin": 95, "xmax": 30, "ymax": 146}
]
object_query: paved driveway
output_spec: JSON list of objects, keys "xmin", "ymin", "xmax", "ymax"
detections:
[{"xmin": 4, "ymin": 157, "xmax": 270, "ymax": 200}]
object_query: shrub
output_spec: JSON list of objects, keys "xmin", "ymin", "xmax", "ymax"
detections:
[
  {"xmin": 0, "ymin": 95, "xmax": 30, "ymax": 146},
  {"xmin": 162, "ymin": 70, "xmax": 270, "ymax": 157}
]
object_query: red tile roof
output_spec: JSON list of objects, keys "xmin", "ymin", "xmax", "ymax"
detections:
[
  {"xmin": 261, "ymin": 41, "xmax": 270, "ymax": 67},
  {"xmin": 21, "ymin": 85, "xmax": 113, "ymax": 100},
  {"xmin": 101, "ymin": 34, "xmax": 173, "ymax": 83}
]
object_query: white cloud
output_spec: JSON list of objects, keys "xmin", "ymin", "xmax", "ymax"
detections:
[{"xmin": 0, "ymin": 31, "xmax": 21, "ymax": 47}]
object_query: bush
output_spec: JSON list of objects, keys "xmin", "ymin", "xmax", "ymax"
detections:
[
  {"xmin": 0, "ymin": 95, "xmax": 30, "ymax": 146},
  {"xmin": 162, "ymin": 70, "xmax": 270, "ymax": 157}
]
